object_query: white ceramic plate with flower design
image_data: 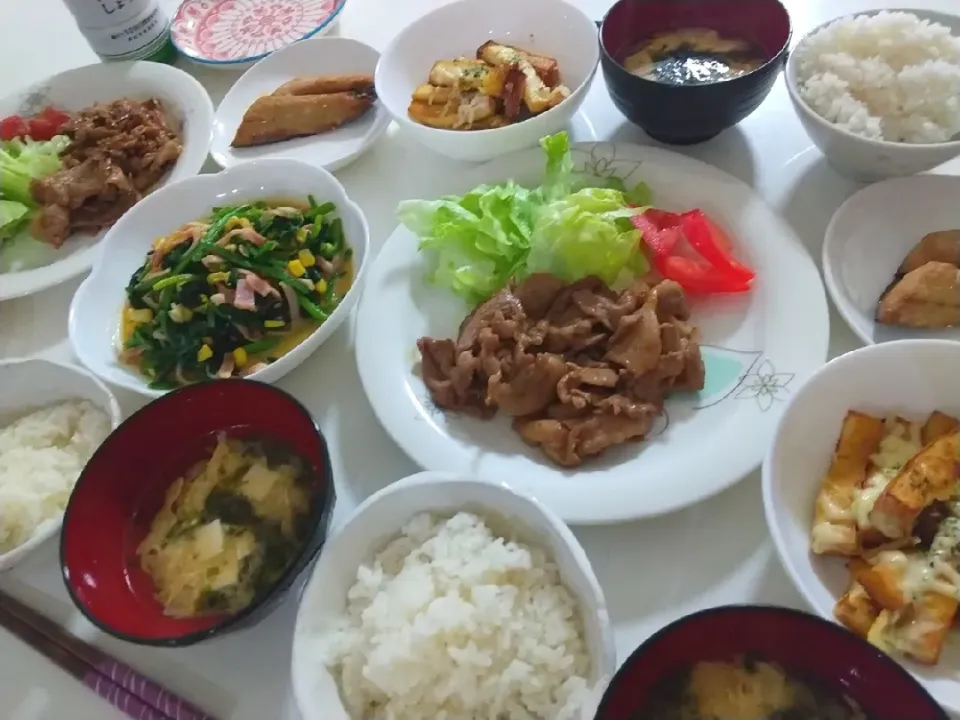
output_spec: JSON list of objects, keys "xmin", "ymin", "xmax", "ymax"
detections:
[
  {"xmin": 172, "ymin": 0, "xmax": 346, "ymax": 69},
  {"xmin": 211, "ymin": 37, "xmax": 390, "ymax": 171},
  {"xmin": 354, "ymin": 142, "xmax": 830, "ymax": 524},
  {"xmin": 0, "ymin": 61, "xmax": 214, "ymax": 302}
]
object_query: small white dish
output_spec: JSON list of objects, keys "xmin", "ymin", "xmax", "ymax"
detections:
[
  {"xmin": 172, "ymin": 0, "xmax": 346, "ymax": 70},
  {"xmin": 354, "ymin": 141, "xmax": 829, "ymax": 524},
  {"xmin": 211, "ymin": 37, "xmax": 390, "ymax": 171},
  {"xmin": 291, "ymin": 470, "xmax": 616, "ymax": 720},
  {"xmin": 0, "ymin": 61, "xmax": 214, "ymax": 302},
  {"xmin": 784, "ymin": 9, "xmax": 960, "ymax": 183},
  {"xmin": 375, "ymin": 0, "xmax": 599, "ymax": 163},
  {"xmin": 762, "ymin": 339, "xmax": 960, "ymax": 715},
  {"xmin": 68, "ymin": 158, "xmax": 370, "ymax": 399},
  {"xmin": 0, "ymin": 357, "xmax": 121, "ymax": 573},
  {"xmin": 823, "ymin": 173, "xmax": 960, "ymax": 345}
]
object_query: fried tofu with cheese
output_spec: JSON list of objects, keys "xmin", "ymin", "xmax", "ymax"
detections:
[
  {"xmin": 477, "ymin": 41, "xmax": 569, "ymax": 114},
  {"xmin": 407, "ymin": 94, "xmax": 505, "ymax": 130},
  {"xmin": 868, "ymin": 431, "xmax": 960, "ymax": 540},
  {"xmin": 834, "ymin": 559, "xmax": 882, "ymax": 636},
  {"xmin": 811, "ymin": 411, "xmax": 885, "ymax": 556},
  {"xmin": 877, "ymin": 261, "xmax": 960, "ymax": 329}
]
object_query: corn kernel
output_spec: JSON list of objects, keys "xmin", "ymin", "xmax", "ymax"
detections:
[
  {"xmin": 298, "ymin": 249, "xmax": 316, "ymax": 268},
  {"xmin": 168, "ymin": 304, "xmax": 193, "ymax": 323},
  {"xmin": 264, "ymin": 319, "xmax": 285, "ymax": 328},
  {"xmin": 125, "ymin": 308, "xmax": 153, "ymax": 324},
  {"xmin": 225, "ymin": 217, "xmax": 243, "ymax": 231},
  {"xmin": 287, "ymin": 259, "xmax": 306, "ymax": 277},
  {"xmin": 207, "ymin": 272, "xmax": 229, "ymax": 285},
  {"xmin": 240, "ymin": 217, "xmax": 252, "ymax": 229},
  {"xmin": 296, "ymin": 228, "xmax": 308, "ymax": 243},
  {"xmin": 232, "ymin": 347, "xmax": 248, "ymax": 367},
  {"xmin": 197, "ymin": 344, "xmax": 213, "ymax": 362},
  {"xmin": 314, "ymin": 278, "xmax": 328, "ymax": 295}
]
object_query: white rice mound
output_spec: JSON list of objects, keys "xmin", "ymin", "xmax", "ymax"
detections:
[
  {"xmin": 316, "ymin": 511, "xmax": 593, "ymax": 720},
  {"xmin": 795, "ymin": 11, "xmax": 960, "ymax": 143},
  {"xmin": 0, "ymin": 400, "xmax": 111, "ymax": 554}
]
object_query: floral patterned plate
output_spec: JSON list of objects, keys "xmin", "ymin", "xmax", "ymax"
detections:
[
  {"xmin": 354, "ymin": 142, "xmax": 830, "ymax": 524},
  {"xmin": 172, "ymin": 0, "xmax": 346, "ymax": 68}
]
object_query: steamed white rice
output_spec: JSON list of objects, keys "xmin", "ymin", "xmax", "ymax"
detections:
[
  {"xmin": 795, "ymin": 11, "xmax": 960, "ymax": 143},
  {"xmin": 0, "ymin": 400, "xmax": 111, "ymax": 554},
  {"xmin": 315, "ymin": 511, "xmax": 592, "ymax": 720}
]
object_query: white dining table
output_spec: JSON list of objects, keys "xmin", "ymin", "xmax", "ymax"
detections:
[{"xmin": 1, "ymin": 0, "xmax": 959, "ymax": 717}]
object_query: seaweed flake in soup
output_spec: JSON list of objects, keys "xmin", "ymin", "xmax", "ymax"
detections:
[{"xmin": 623, "ymin": 28, "xmax": 764, "ymax": 86}]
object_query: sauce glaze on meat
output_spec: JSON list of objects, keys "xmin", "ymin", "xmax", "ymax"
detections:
[{"xmin": 417, "ymin": 274, "xmax": 706, "ymax": 467}]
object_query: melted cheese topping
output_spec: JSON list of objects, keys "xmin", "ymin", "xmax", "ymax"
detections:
[{"xmin": 852, "ymin": 418, "xmax": 923, "ymax": 529}]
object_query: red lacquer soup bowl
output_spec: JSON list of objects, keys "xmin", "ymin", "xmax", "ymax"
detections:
[
  {"xmin": 596, "ymin": 605, "xmax": 947, "ymax": 720},
  {"xmin": 60, "ymin": 380, "xmax": 335, "ymax": 647}
]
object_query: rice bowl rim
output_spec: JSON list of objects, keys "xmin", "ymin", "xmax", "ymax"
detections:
[
  {"xmin": 785, "ymin": 7, "xmax": 960, "ymax": 150},
  {"xmin": 0, "ymin": 356, "xmax": 122, "ymax": 572},
  {"xmin": 289, "ymin": 470, "xmax": 617, "ymax": 720}
]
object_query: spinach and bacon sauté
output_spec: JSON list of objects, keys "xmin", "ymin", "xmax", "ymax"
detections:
[{"xmin": 120, "ymin": 197, "xmax": 353, "ymax": 389}]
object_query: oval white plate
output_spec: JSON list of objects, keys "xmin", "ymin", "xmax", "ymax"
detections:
[
  {"xmin": 211, "ymin": 37, "xmax": 390, "ymax": 171},
  {"xmin": 824, "ymin": 174, "xmax": 960, "ymax": 346},
  {"xmin": 763, "ymin": 339, "xmax": 960, "ymax": 715},
  {"xmin": 69, "ymin": 158, "xmax": 370, "ymax": 398},
  {"xmin": 354, "ymin": 142, "xmax": 830, "ymax": 524},
  {"xmin": 0, "ymin": 61, "xmax": 214, "ymax": 302}
]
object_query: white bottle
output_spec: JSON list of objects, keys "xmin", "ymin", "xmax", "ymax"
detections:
[{"xmin": 60, "ymin": 0, "xmax": 176, "ymax": 63}]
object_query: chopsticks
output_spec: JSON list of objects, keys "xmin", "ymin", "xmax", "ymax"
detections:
[{"xmin": 0, "ymin": 590, "xmax": 218, "ymax": 720}]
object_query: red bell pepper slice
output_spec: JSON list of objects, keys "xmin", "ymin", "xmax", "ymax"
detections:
[
  {"xmin": 678, "ymin": 210, "xmax": 755, "ymax": 281},
  {"xmin": 630, "ymin": 211, "xmax": 682, "ymax": 258},
  {"xmin": 658, "ymin": 255, "xmax": 752, "ymax": 294}
]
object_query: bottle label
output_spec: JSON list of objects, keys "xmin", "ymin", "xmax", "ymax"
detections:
[
  {"xmin": 62, "ymin": 0, "xmax": 151, "ymax": 31},
  {"xmin": 78, "ymin": 4, "xmax": 172, "ymax": 60}
]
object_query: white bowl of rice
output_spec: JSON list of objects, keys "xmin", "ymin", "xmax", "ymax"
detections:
[
  {"xmin": 291, "ymin": 471, "xmax": 616, "ymax": 720},
  {"xmin": 0, "ymin": 358, "xmax": 120, "ymax": 572},
  {"xmin": 786, "ymin": 10, "xmax": 960, "ymax": 182}
]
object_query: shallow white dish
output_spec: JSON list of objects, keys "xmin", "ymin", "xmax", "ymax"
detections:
[
  {"xmin": 0, "ymin": 61, "xmax": 215, "ymax": 302},
  {"xmin": 375, "ymin": 0, "xmax": 599, "ymax": 163},
  {"xmin": 68, "ymin": 158, "xmax": 370, "ymax": 398},
  {"xmin": 291, "ymin": 470, "xmax": 616, "ymax": 720},
  {"xmin": 211, "ymin": 37, "xmax": 390, "ymax": 171},
  {"xmin": 784, "ymin": 9, "xmax": 960, "ymax": 183},
  {"xmin": 763, "ymin": 339, "xmax": 960, "ymax": 715},
  {"xmin": 823, "ymin": 173, "xmax": 960, "ymax": 345},
  {"xmin": 354, "ymin": 141, "xmax": 830, "ymax": 524},
  {"xmin": 0, "ymin": 357, "xmax": 121, "ymax": 573}
]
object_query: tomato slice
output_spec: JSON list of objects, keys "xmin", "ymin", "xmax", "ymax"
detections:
[
  {"xmin": 631, "ymin": 212, "xmax": 681, "ymax": 257},
  {"xmin": 0, "ymin": 115, "xmax": 29, "ymax": 141},
  {"xmin": 27, "ymin": 117, "xmax": 57, "ymax": 141},
  {"xmin": 658, "ymin": 255, "xmax": 752, "ymax": 294},
  {"xmin": 679, "ymin": 209, "xmax": 755, "ymax": 281},
  {"xmin": 40, "ymin": 106, "xmax": 70, "ymax": 133}
]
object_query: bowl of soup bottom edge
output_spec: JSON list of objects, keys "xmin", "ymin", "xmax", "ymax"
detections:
[
  {"xmin": 595, "ymin": 605, "xmax": 947, "ymax": 720},
  {"xmin": 598, "ymin": 0, "xmax": 792, "ymax": 145},
  {"xmin": 60, "ymin": 380, "xmax": 336, "ymax": 647}
]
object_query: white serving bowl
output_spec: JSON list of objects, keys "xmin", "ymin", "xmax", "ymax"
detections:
[
  {"xmin": 823, "ymin": 173, "xmax": 960, "ymax": 345},
  {"xmin": 785, "ymin": 9, "xmax": 960, "ymax": 183},
  {"xmin": 0, "ymin": 357, "xmax": 121, "ymax": 572},
  {"xmin": 375, "ymin": 0, "xmax": 599, "ymax": 163},
  {"xmin": 291, "ymin": 471, "xmax": 616, "ymax": 720},
  {"xmin": 763, "ymin": 340, "xmax": 960, "ymax": 713},
  {"xmin": 68, "ymin": 158, "xmax": 370, "ymax": 398}
]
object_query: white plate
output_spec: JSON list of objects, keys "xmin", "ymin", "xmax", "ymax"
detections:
[
  {"xmin": 69, "ymin": 158, "xmax": 370, "ymax": 398},
  {"xmin": 0, "ymin": 61, "xmax": 214, "ymax": 302},
  {"xmin": 354, "ymin": 142, "xmax": 830, "ymax": 524},
  {"xmin": 824, "ymin": 174, "xmax": 960, "ymax": 345},
  {"xmin": 762, "ymin": 339, "xmax": 960, "ymax": 715},
  {"xmin": 211, "ymin": 37, "xmax": 390, "ymax": 171}
]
